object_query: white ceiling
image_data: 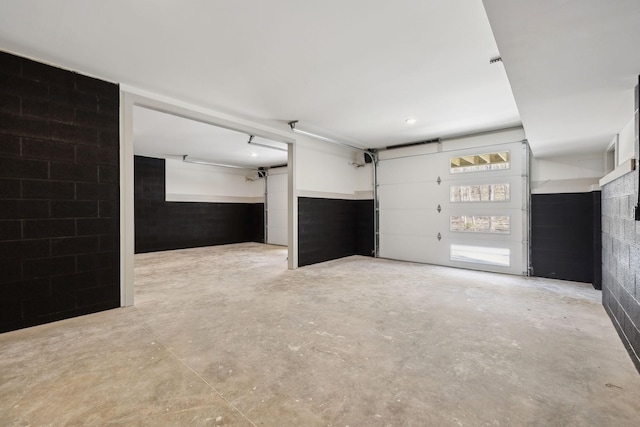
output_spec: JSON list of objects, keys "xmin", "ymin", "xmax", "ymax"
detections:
[
  {"xmin": 134, "ymin": 107, "xmax": 288, "ymax": 168},
  {"xmin": 483, "ymin": 0, "xmax": 640, "ymax": 157},
  {"xmin": 0, "ymin": 1, "xmax": 637, "ymax": 160}
]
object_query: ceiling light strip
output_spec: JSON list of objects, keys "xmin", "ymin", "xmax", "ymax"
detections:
[
  {"xmin": 183, "ymin": 155, "xmax": 258, "ymax": 170},
  {"xmin": 248, "ymin": 139, "xmax": 288, "ymax": 152},
  {"xmin": 288, "ymin": 121, "xmax": 366, "ymax": 153}
]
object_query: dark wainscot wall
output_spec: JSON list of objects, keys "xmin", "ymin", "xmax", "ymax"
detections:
[
  {"xmin": 134, "ymin": 156, "xmax": 263, "ymax": 253},
  {"xmin": 0, "ymin": 51, "xmax": 120, "ymax": 333},
  {"xmin": 531, "ymin": 192, "xmax": 602, "ymax": 287},
  {"xmin": 298, "ymin": 197, "xmax": 374, "ymax": 267},
  {"xmin": 601, "ymin": 171, "xmax": 640, "ymax": 372}
]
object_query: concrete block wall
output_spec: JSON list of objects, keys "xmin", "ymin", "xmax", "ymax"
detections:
[
  {"xmin": 134, "ymin": 156, "xmax": 264, "ymax": 253},
  {"xmin": 531, "ymin": 192, "xmax": 601, "ymax": 286},
  {"xmin": 601, "ymin": 170, "xmax": 640, "ymax": 371},
  {"xmin": 298, "ymin": 197, "xmax": 374, "ymax": 267},
  {"xmin": 0, "ymin": 51, "xmax": 120, "ymax": 333}
]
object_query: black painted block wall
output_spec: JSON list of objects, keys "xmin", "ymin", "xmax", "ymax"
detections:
[
  {"xmin": 134, "ymin": 156, "xmax": 264, "ymax": 253},
  {"xmin": 356, "ymin": 199, "xmax": 375, "ymax": 257},
  {"xmin": 602, "ymin": 170, "xmax": 640, "ymax": 372},
  {"xmin": 0, "ymin": 51, "xmax": 120, "ymax": 333},
  {"xmin": 601, "ymin": 80, "xmax": 640, "ymax": 372},
  {"xmin": 298, "ymin": 197, "xmax": 374, "ymax": 267},
  {"xmin": 592, "ymin": 191, "xmax": 602, "ymax": 289},
  {"xmin": 531, "ymin": 192, "xmax": 601, "ymax": 286}
]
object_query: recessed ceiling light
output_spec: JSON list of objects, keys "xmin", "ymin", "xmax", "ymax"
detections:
[
  {"xmin": 405, "ymin": 117, "xmax": 417, "ymax": 125},
  {"xmin": 250, "ymin": 152, "xmax": 257, "ymax": 157}
]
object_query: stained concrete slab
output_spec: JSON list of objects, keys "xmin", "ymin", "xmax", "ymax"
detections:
[
  {"xmin": 0, "ymin": 308, "xmax": 252, "ymax": 426},
  {"xmin": 1, "ymin": 242, "xmax": 639, "ymax": 426}
]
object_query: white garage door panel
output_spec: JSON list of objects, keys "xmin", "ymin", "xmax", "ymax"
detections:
[
  {"xmin": 378, "ymin": 155, "xmax": 448, "ymax": 184},
  {"xmin": 267, "ymin": 221, "xmax": 287, "ymax": 246},
  {"xmin": 268, "ymin": 188, "xmax": 287, "ymax": 207},
  {"xmin": 378, "ymin": 141, "xmax": 527, "ymax": 275},
  {"xmin": 378, "ymin": 182, "xmax": 441, "ymax": 210},
  {"xmin": 379, "ymin": 209, "xmax": 445, "ymax": 237},
  {"xmin": 446, "ymin": 227, "xmax": 522, "ymax": 243},
  {"xmin": 379, "ymin": 234, "xmax": 448, "ymax": 265},
  {"xmin": 441, "ymin": 172, "xmax": 522, "ymax": 185},
  {"xmin": 267, "ymin": 173, "xmax": 288, "ymax": 246}
]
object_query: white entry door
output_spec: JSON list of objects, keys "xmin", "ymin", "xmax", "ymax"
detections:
[{"xmin": 378, "ymin": 141, "xmax": 528, "ymax": 275}]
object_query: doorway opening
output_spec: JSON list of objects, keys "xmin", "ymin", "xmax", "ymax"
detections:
[{"xmin": 120, "ymin": 91, "xmax": 297, "ymax": 306}]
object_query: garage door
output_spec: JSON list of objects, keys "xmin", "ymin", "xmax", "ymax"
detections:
[
  {"xmin": 266, "ymin": 171, "xmax": 288, "ymax": 246},
  {"xmin": 378, "ymin": 141, "xmax": 528, "ymax": 275}
]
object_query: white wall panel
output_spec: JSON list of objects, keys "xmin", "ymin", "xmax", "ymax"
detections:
[
  {"xmin": 530, "ymin": 153, "xmax": 604, "ymax": 194},
  {"xmin": 355, "ymin": 163, "xmax": 374, "ymax": 194},
  {"xmin": 441, "ymin": 128, "xmax": 525, "ymax": 152},
  {"xmin": 618, "ymin": 116, "xmax": 635, "ymax": 165},
  {"xmin": 165, "ymin": 158, "xmax": 263, "ymax": 202},
  {"xmin": 295, "ymin": 136, "xmax": 359, "ymax": 196}
]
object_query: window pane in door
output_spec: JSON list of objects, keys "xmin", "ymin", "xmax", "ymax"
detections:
[
  {"xmin": 450, "ymin": 151, "xmax": 509, "ymax": 173},
  {"xmin": 450, "ymin": 216, "xmax": 510, "ymax": 233},
  {"xmin": 450, "ymin": 244, "xmax": 510, "ymax": 267},
  {"xmin": 450, "ymin": 183, "xmax": 510, "ymax": 202}
]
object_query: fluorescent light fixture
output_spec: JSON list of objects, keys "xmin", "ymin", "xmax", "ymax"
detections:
[
  {"xmin": 405, "ymin": 117, "xmax": 417, "ymax": 125},
  {"xmin": 247, "ymin": 135, "xmax": 288, "ymax": 152},
  {"xmin": 288, "ymin": 121, "xmax": 365, "ymax": 152},
  {"xmin": 182, "ymin": 155, "xmax": 256, "ymax": 170}
]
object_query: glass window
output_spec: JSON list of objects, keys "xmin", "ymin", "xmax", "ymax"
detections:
[
  {"xmin": 450, "ymin": 151, "xmax": 509, "ymax": 174},
  {"xmin": 450, "ymin": 244, "xmax": 510, "ymax": 267},
  {"xmin": 450, "ymin": 183, "xmax": 510, "ymax": 202},
  {"xmin": 450, "ymin": 216, "xmax": 510, "ymax": 234}
]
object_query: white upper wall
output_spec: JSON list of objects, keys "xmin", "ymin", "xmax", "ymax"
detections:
[
  {"xmin": 531, "ymin": 154, "xmax": 604, "ymax": 194},
  {"xmin": 618, "ymin": 116, "xmax": 636, "ymax": 165},
  {"xmin": 165, "ymin": 158, "xmax": 264, "ymax": 203},
  {"xmin": 162, "ymin": 122, "xmax": 615, "ymax": 198},
  {"xmin": 294, "ymin": 134, "xmax": 362, "ymax": 199},
  {"xmin": 355, "ymin": 163, "xmax": 374, "ymax": 198},
  {"xmin": 598, "ymin": 112, "xmax": 637, "ymax": 188},
  {"xmin": 379, "ymin": 127, "xmax": 525, "ymax": 160}
]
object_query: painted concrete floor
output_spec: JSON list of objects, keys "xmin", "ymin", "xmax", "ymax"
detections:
[{"xmin": 1, "ymin": 243, "xmax": 639, "ymax": 426}]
